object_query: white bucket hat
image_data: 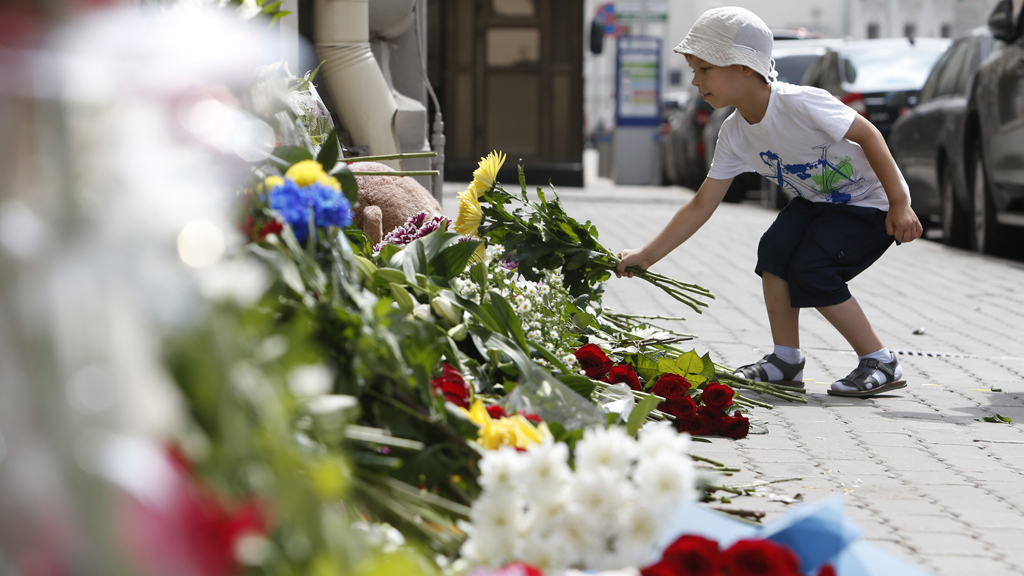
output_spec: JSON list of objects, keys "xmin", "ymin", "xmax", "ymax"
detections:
[{"xmin": 674, "ymin": 6, "xmax": 777, "ymax": 82}]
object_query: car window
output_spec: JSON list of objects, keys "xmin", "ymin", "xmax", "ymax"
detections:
[
  {"xmin": 935, "ymin": 40, "xmax": 971, "ymax": 97},
  {"xmin": 918, "ymin": 45, "xmax": 952, "ymax": 102},
  {"xmin": 840, "ymin": 43, "xmax": 950, "ymax": 90},
  {"xmin": 773, "ymin": 54, "xmax": 823, "ymax": 84}
]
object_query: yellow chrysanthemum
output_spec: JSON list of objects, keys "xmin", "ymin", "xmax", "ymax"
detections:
[
  {"xmin": 262, "ymin": 175, "xmax": 285, "ymax": 191},
  {"xmin": 454, "ymin": 187, "xmax": 482, "ymax": 237},
  {"xmin": 469, "ymin": 150, "xmax": 506, "ymax": 197},
  {"xmin": 459, "ymin": 399, "xmax": 551, "ymax": 450},
  {"xmin": 285, "ymin": 159, "xmax": 341, "ymax": 190}
]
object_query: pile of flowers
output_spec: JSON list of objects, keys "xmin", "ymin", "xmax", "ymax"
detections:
[
  {"xmin": 459, "ymin": 423, "xmax": 696, "ymax": 573},
  {"xmin": 574, "ymin": 344, "xmax": 751, "ymax": 439}
]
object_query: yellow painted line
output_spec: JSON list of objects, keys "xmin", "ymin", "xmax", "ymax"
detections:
[{"xmin": 921, "ymin": 383, "xmax": 943, "ymax": 387}]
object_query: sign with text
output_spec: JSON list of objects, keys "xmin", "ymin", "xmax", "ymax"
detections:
[
  {"xmin": 615, "ymin": 0, "xmax": 668, "ymax": 23},
  {"xmin": 615, "ymin": 35, "xmax": 661, "ymax": 127}
]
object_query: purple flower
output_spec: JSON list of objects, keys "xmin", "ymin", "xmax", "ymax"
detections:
[{"xmin": 373, "ymin": 211, "xmax": 453, "ymax": 253}]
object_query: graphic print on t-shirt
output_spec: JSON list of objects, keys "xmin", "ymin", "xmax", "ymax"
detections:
[{"xmin": 758, "ymin": 143, "xmax": 870, "ymax": 204}]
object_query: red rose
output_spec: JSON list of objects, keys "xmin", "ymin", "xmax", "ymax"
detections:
[
  {"xmin": 606, "ymin": 363, "xmax": 643, "ymax": 391},
  {"xmin": 574, "ymin": 344, "xmax": 613, "ymax": 379},
  {"xmin": 485, "ymin": 405, "xmax": 508, "ymax": 419},
  {"xmin": 652, "ymin": 373, "xmax": 692, "ymax": 402},
  {"xmin": 431, "ymin": 363, "xmax": 470, "ymax": 408},
  {"xmin": 662, "ymin": 534, "xmax": 723, "ymax": 576},
  {"xmin": 684, "ymin": 413, "xmax": 717, "ymax": 436},
  {"xmin": 697, "ymin": 404, "xmax": 724, "ymax": 420},
  {"xmin": 663, "ymin": 396, "xmax": 698, "ymax": 421},
  {"xmin": 722, "ymin": 539, "xmax": 801, "ymax": 576},
  {"xmin": 519, "ymin": 412, "xmax": 543, "ymax": 424},
  {"xmin": 700, "ymin": 382, "xmax": 736, "ymax": 411},
  {"xmin": 720, "ymin": 414, "xmax": 750, "ymax": 439},
  {"xmin": 816, "ymin": 565, "xmax": 837, "ymax": 576},
  {"xmin": 639, "ymin": 561, "xmax": 677, "ymax": 576},
  {"xmin": 259, "ymin": 219, "xmax": 284, "ymax": 239}
]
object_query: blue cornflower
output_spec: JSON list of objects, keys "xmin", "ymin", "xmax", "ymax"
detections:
[{"xmin": 268, "ymin": 179, "xmax": 352, "ymax": 242}]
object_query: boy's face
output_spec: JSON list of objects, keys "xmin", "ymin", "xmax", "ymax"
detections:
[{"xmin": 685, "ymin": 55, "xmax": 751, "ymax": 109}]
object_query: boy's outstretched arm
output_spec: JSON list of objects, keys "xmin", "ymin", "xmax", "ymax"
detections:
[
  {"xmin": 616, "ymin": 177, "xmax": 733, "ymax": 277},
  {"xmin": 844, "ymin": 115, "xmax": 923, "ymax": 243}
]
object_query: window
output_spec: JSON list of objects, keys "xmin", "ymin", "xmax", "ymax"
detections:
[
  {"xmin": 486, "ymin": 28, "xmax": 541, "ymax": 67},
  {"xmin": 492, "ymin": 0, "xmax": 535, "ymax": 17}
]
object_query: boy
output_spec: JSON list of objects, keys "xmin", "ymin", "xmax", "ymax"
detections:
[{"xmin": 615, "ymin": 7, "xmax": 923, "ymax": 398}]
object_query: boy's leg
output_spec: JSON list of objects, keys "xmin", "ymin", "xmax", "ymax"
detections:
[
  {"xmin": 763, "ymin": 272, "xmax": 800, "ymax": 349},
  {"xmin": 817, "ymin": 295, "xmax": 905, "ymax": 396},
  {"xmin": 815, "ymin": 296, "xmax": 881, "ymax": 356}
]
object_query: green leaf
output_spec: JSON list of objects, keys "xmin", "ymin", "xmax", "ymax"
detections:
[
  {"xmin": 559, "ymin": 375, "xmax": 597, "ymax": 399},
  {"xmin": 626, "ymin": 394, "xmax": 661, "ymax": 437},
  {"xmin": 261, "ymin": 0, "xmax": 282, "ymax": 13},
  {"xmin": 487, "ymin": 291, "xmax": 528, "ymax": 351},
  {"xmin": 699, "ymin": 352, "xmax": 717, "ymax": 382},
  {"xmin": 333, "ymin": 163, "xmax": 359, "ymax": 207},
  {"xmin": 673, "ymin": 350, "xmax": 707, "ymax": 386},
  {"xmin": 316, "ymin": 127, "xmax": 340, "ymax": 172},
  {"xmin": 430, "ymin": 239, "xmax": 481, "ymax": 279},
  {"xmin": 271, "ymin": 145, "xmax": 313, "ymax": 166},
  {"xmin": 977, "ymin": 414, "xmax": 1013, "ymax": 424},
  {"xmin": 747, "ymin": 414, "xmax": 769, "ymax": 434}
]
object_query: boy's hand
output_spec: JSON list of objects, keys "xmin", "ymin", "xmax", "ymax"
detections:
[
  {"xmin": 886, "ymin": 203, "xmax": 923, "ymax": 243},
  {"xmin": 615, "ymin": 249, "xmax": 649, "ymax": 278}
]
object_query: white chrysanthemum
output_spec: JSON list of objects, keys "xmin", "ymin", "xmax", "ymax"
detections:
[
  {"xmin": 527, "ymin": 329, "xmax": 543, "ymax": 340},
  {"xmin": 612, "ymin": 499, "xmax": 665, "ymax": 567},
  {"xmin": 551, "ymin": 507, "xmax": 594, "ymax": 568},
  {"xmin": 574, "ymin": 425, "xmax": 638, "ymax": 478},
  {"xmin": 514, "ymin": 530, "xmax": 570, "ymax": 572},
  {"xmin": 567, "ymin": 468, "xmax": 632, "ymax": 529},
  {"xmin": 460, "ymin": 534, "xmax": 513, "ymax": 568},
  {"xmin": 633, "ymin": 454, "xmax": 697, "ymax": 509},
  {"xmin": 519, "ymin": 440, "xmax": 570, "ymax": 497},
  {"xmin": 469, "ymin": 493, "xmax": 523, "ymax": 544},
  {"xmin": 479, "ymin": 447, "xmax": 526, "ymax": 494},
  {"xmin": 523, "ymin": 488, "xmax": 568, "ymax": 527},
  {"xmin": 637, "ymin": 420, "xmax": 691, "ymax": 460}
]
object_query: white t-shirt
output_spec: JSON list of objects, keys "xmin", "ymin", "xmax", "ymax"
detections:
[{"xmin": 707, "ymin": 82, "xmax": 910, "ymax": 210}]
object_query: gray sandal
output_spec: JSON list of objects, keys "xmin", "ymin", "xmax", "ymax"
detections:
[
  {"xmin": 827, "ymin": 354, "xmax": 906, "ymax": 398},
  {"xmin": 734, "ymin": 353, "xmax": 805, "ymax": 389}
]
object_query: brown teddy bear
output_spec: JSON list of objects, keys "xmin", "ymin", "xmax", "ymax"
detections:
[{"xmin": 348, "ymin": 161, "xmax": 443, "ymax": 245}]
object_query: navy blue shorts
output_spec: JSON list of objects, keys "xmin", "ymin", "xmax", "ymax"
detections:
[{"xmin": 755, "ymin": 197, "xmax": 895, "ymax": 308}]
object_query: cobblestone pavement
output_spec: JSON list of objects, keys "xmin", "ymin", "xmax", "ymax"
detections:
[{"xmin": 444, "ymin": 162, "xmax": 1024, "ymax": 576}]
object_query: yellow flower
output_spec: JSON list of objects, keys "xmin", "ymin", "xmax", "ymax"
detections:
[
  {"xmin": 459, "ymin": 399, "xmax": 552, "ymax": 450},
  {"xmin": 469, "ymin": 150, "xmax": 506, "ymax": 197},
  {"xmin": 263, "ymin": 175, "xmax": 285, "ymax": 191},
  {"xmin": 454, "ymin": 187, "xmax": 482, "ymax": 237},
  {"xmin": 285, "ymin": 159, "xmax": 341, "ymax": 190}
]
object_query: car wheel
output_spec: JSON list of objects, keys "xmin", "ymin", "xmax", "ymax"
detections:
[
  {"xmin": 969, "ymin": 138, "xmax": 999, "ymax": 254},
  {"xmin": 939, "ymin": 161, "xmax": 968, "ymax": 248}
]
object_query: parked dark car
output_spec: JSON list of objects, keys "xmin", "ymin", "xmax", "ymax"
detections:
[
  {"xmin": 802, "ymin": 37, "xmax": 951, "ymax": 142},
  {"xmin": 963, "ymin": 0, "xmax": 1024, "ymax": 256},
  {"xmin": 659, "ymin": 86, "xmax": 713, "ymax": 189},
  {"xmin": 703, "ymin": 39, "xmax": 845, "ymax": 205},
  {"xmin": 889, "ymin": 28, "xmax": 996, "ymax": 247}
]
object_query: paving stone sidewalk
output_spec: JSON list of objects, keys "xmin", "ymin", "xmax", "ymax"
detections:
[{"xmin": 444, "ymin": 167, "xmax": 1024, "ymax": 576}]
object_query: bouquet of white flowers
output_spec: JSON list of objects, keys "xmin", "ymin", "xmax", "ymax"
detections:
[{"xmin": 458, "ymin": 423, "xmax": 696, "ymax": 573}]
